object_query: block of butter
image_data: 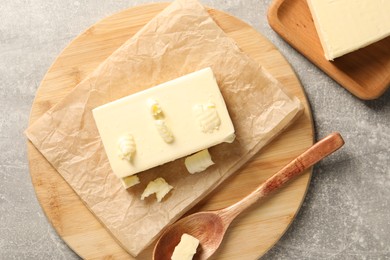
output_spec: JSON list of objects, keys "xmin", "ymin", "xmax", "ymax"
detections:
[
  {"xmin": 92, "ymin": 68, "xmax": 235, "ymax": 178},
  {"xmin": 307, "ymin": 0, "xmax": 390, "ymax": 60}
]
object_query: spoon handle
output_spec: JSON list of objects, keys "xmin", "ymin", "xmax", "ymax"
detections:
[{"xmin": 220, "ymin": 132, "xmax": 344, "ymax": 223}]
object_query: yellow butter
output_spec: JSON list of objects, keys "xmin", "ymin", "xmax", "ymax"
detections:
[
  {"xmin": 171, "ymin": 233, "xmax": 199, "ymax": 260},
  {"xmin": 117, "ymin": 133, "xmax": 136, "ymax": 161},
  {"xmin": 307, "ymin": 0, "xmax": 390, "ymax": 60},
  {"xmin": 184, "ymin": 149, "xmax": 214, "ymax": 174},
  {"xmin": 92, "ymin": 68, "xmax": 235, "ymax": 178},
  {"xmin": 193, "ymin": 102, "xmax": 221, "ymax": 133},
  {"xmin": 154, "ymin": 119, "xmax": 174, "ymax": 144},
  {"xmin": 120, "ymin": 175, "xmax": 140, "ymax": 189},
  {"xmin": 141, "ymin": 177, "xmax": 173, "ymax": 202}
]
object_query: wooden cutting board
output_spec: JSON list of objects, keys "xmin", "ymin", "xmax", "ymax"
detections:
[
  {"xmin": 27, "ymin": 3, "xmax": 314, "ymax": 259},
  {"xmin": 268, "ymin": 0, "xmax": 390, "ymax": 100}
]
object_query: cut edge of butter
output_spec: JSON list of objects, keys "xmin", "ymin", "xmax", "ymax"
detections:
[
  {"xmin": 184, "ymin": 149, "xmax": 214, "ymax": 174},
  {"xmin": 120, "ymin": 175, "xmax": 140, "ymax": 189},
  {"xmin": 141, "ymin": 177, "xmax": 173, "ymax": 202},
  {"xmin": 171, "ymin": 233, "xmax": 199, "ymax": 260},
  {"xmin": 307, "ymin": 0, "xmax": 333, "ymax": 60}
]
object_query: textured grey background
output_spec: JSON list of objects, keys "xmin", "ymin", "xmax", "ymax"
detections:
[{"xmin": 1, "ymin": 0, "xmax": 389, "ymax": 259}]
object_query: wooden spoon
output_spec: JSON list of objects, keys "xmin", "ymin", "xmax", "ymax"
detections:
[{"xmin": 153, "ymin": 132, "xmax": 344, "ymax": 260}]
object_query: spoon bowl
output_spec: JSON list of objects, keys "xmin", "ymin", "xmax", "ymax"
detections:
[
  {"xmin": 153, "ymin": 211, "xmax": 226, "ymax": 260},
  {"xmin": 153, "ymin": 132, "xmax": 344, "ymax": 260}
]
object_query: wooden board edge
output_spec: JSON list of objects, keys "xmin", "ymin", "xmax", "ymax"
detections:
[{"xmin": 26, "ymin": 2, "xmax": 315, "ymax": 259}]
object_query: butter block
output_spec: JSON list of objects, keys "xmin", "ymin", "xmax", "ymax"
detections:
[
  {"xmin": 184, "ymin": 149, "xmax": 214, "ymax": 174},
  {"xmin": 307, "ymin": 0, "xmax": 390, "ymax": 60},
  {"xmin": 171, "ymin": 233, "xmax": 199, "ymax": 260},
  {"xmin": 92, "ymin": 68, "xmax": 235, "ymax": 178}
]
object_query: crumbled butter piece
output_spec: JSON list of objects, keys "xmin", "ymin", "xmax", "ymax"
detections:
[
  {"xmin": 171, "ymin": 233, "xmax": 199, "ymax": 260},
  {"xmin": 147, "ymin": 99, "xmax": 174, "ymax": 143},
  {"xmin": 120, "ymin": 175, "xmax": 140, "ymax": 189},
  {"xmin": 148, "ymin": 98, "xmax": 163, "ymax": 119},
  {"xmin": 184, "ymin": 149, "xmax": 214, "ymax": 174},
  {"xmin": 155, "ymin": 120, "xmax": 174, "ymax": 143},
  {"xmin": 193, "ymin": 102, "xmax": 221, "ymax": 133},
  {"xmin": 141, "ymin": 177, "xmax": 173, "ymax": 202},
  {"xmin": 118, "ymin": 133, "xmax": 136, "ymax": 161}
]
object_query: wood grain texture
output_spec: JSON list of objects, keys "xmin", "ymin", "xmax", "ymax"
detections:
[
  {"xmin": 267, "ymin": 0, "xmax": 390, "ymax": 100},
  {"xmin": 153, "ymin": 133, "xmax": 344, "ymax": 260},
  {"xmin": 27, "ymin": 3, "xmax": 314, "ymax": 259}
]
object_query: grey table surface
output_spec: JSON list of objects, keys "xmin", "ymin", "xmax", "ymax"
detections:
[{"xmin": 1, "ymin": 0, "xmax": 389, "ymax": 259}]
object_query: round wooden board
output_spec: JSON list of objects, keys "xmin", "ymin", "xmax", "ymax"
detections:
[{"xmin": 27, "ymin": 3, "xmax": 314, "ymax": 259}]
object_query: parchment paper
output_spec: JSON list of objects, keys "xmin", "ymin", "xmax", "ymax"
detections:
[{"xmin": 26, "ymin": 0, "xmax": 303, "ymax": 256}]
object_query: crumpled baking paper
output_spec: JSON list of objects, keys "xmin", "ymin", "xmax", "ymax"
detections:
[{"xmin": 25, "ymin": 0, "xmax": 303, "ymax": 256}]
